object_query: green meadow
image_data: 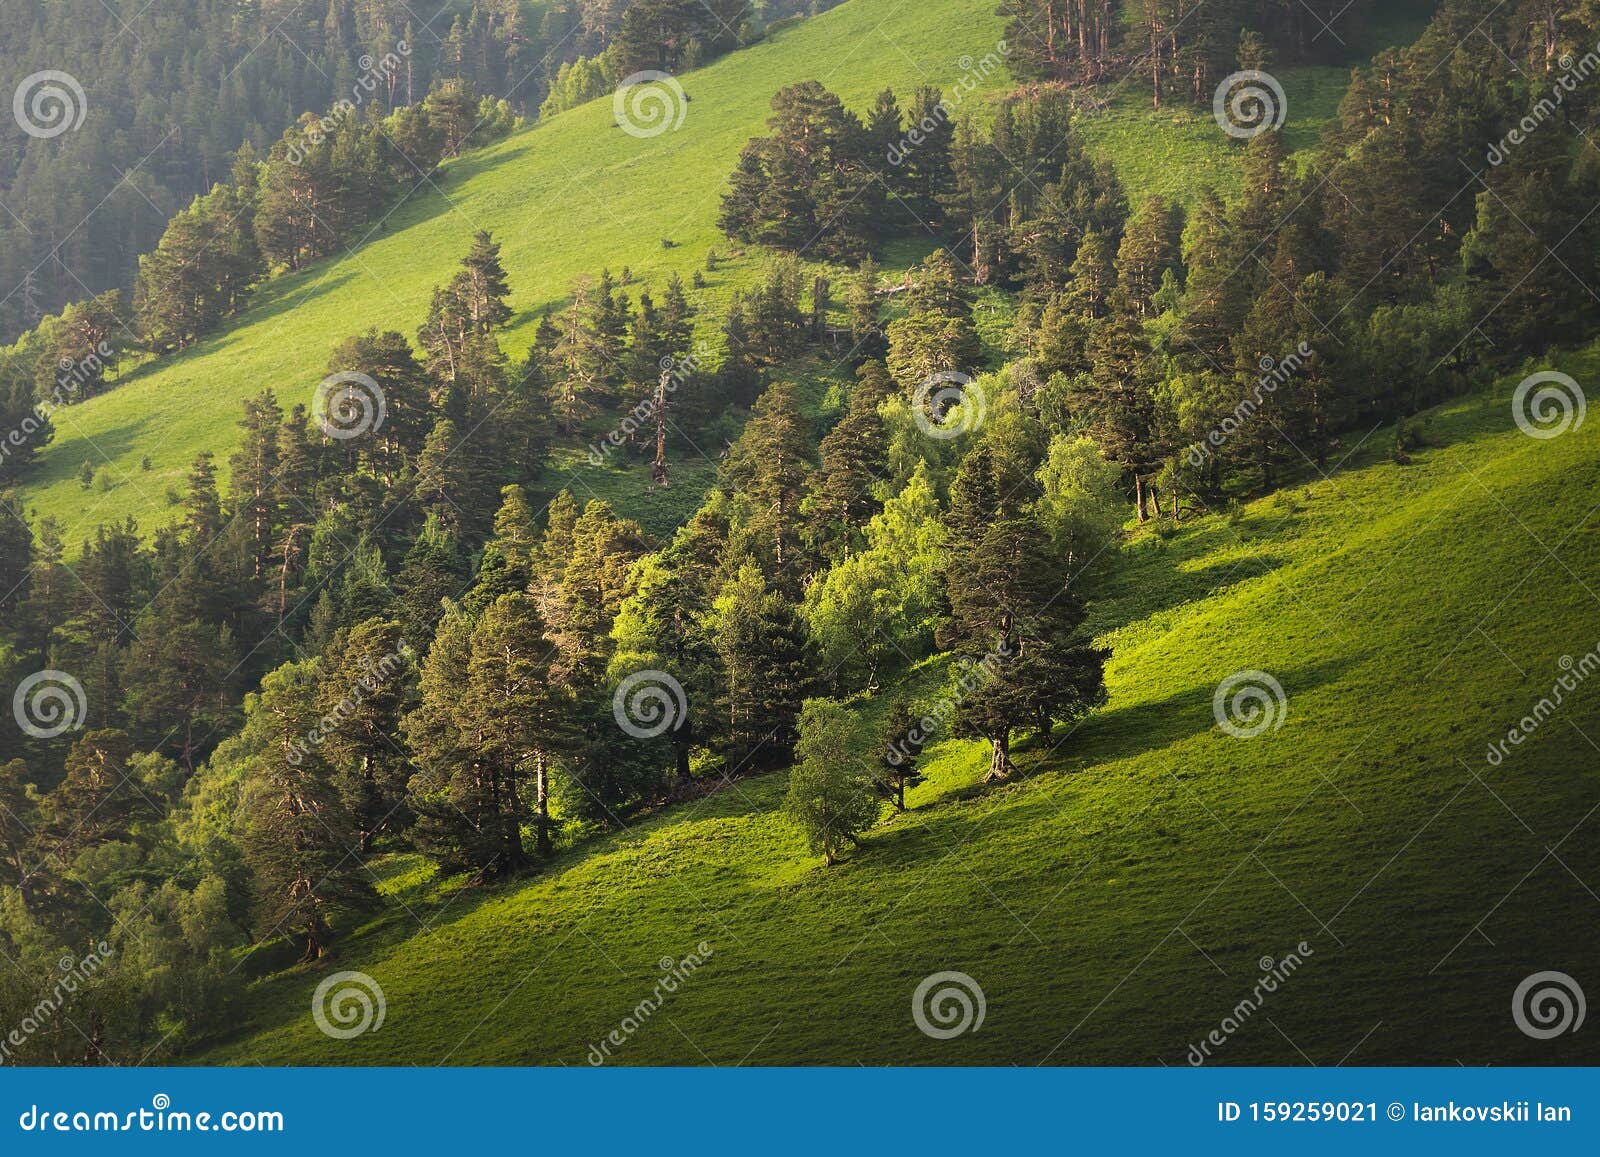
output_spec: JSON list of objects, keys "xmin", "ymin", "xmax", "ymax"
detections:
[
  {"xmin": 205, "ymin": 356, "xmax": 1600, "ymax": 1065},
  {"xmin": 11, "ymin": 0, "xmax": 1394, "ymax": 545}
]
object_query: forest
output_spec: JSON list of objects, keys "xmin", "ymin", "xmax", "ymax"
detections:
[{"xmin": 0, "ymin": 0, "xmax": 1596, "ymax": 1066}]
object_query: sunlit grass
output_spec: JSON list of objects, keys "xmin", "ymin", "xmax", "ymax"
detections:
[{"xmin": 204, "ymin": 357, "xmax": 1600, "ymax": 1066}]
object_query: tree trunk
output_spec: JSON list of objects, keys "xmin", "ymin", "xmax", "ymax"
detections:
[
  {"xmin": 302, "ymin": 913, "xmax": 326, "ymax": 962},
  {"xmin": 673, "ymin": 728, "xmax": 692, "ymax": 784},
  {"xmin": 986, "ymin": 732, "xmax": 1015, "ymax": 781},
  {"xmin": 534, "ymin": 749, "xmax": 553, "ymax": 856},
  {"xmin": 1134, "ymin": 472, "xmax": 1147, "ymax": 522},
  {"xmin": 652, "ymin": 371, "xmax": 670, "ymax": 486}
]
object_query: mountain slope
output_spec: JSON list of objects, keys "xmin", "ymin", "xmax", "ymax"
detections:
[
  {"xmin": 14, "ymin": 0, "xmax": 1391, "ymax": 544},
  {"xmin": 204, "ymin": 356, "xmax": 1600, "ymax": 1065}
]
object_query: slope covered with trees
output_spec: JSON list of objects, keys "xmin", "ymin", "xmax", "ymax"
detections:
[
  {"xmin": 200, "ymin": 379, "xmax": 1600, "ymax": 1065},
  {"xmin": 1, "ymin": 0, "xmax": 1597, "ymax": 1068}
]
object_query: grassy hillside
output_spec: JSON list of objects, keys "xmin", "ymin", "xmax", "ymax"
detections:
[
  {"xmin": 204, "ymin": 352, "xmax": 1600, "ymax": 1065},
  {"xmin": 14, "ymin": 0, "xmax": 1403, "ymax": 546}
]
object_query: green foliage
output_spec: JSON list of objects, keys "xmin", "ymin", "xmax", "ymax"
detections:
[
  {"xmin": 204, "ymin": 387, "xmax": 1600, "ymax": 1065},
  {"xmin": 783, "ymin": 698, "xmax": 880, "ymax": 864}
]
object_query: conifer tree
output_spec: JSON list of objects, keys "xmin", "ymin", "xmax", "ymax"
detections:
[
  {"xmin": 712, "ymin": 562, "xmax": 816, "ymax": 771},
  {"xmin": 939, "ymin": 443, "xmax": 1106, "ymax": 779},
  {"xmin": 318, "ymin": 618, "xmax": 415, "ymax": 851},
  {"xmin": 242, "ymin": 663, "xmax": 377, "ymax": 959},
  {"xmin": 806, "ymin": 361, "xmax": 895, "ymax": 563}
]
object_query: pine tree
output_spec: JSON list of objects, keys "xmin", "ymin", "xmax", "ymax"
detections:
[
  {"xmin": 939, "ymin": 446, "xmax": 1106, "ymax": 779},
  {"xmin": 846, "ymin": 260, "xmax": 886, "ymax": 363},
  {"xmin": 1113, "ymin": 196, "xmax": 1183, "ymax": 318},
  {"xmin": 318, "ymin": 618, "xmax": 415, "ymax": 852},
  {"xmin": 713, "ymin": 562, "xmax": 816, "ymax": 771},
  {"xmin": 806, "ymin": 361, "xmax": 894, "ymax": 563},
  {"xmin": 720, "ymin": 382, "xmax": 813, "ymax": 588},
  {"xmin": 229, "ymin": 391, "xmax": 284, "ymax": 582},
  {"xmin": 885, "ymin": 249, "xmax": 981, "ymax": 390},
  {"xmin": 394, "ymin": 516, "xmax": 468, "ymax": 643},
  {"xmin": 876, "ymin": 698, "xmax": 927, "ymax": 810},
  {"xmin": 242, "ymin": 662, "xmax": 378, "ymax": 959}
]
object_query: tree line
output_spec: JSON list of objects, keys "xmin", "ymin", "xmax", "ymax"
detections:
[
  {"xmin": 0, "ymin": 77, "xmax": 518, "ymax": 487},
  {"xmin": 1, "ymin": 0, "xmax": 1598, "ymax": 1063}
]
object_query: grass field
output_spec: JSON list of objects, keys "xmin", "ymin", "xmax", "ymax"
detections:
[
  {"xmin": 202, "ymin": 350, "xmax": 1600, "ymax": 1066},
  {"xmin": 11, "ymin": 0, "xmax": 1413, "ymax": 548}
]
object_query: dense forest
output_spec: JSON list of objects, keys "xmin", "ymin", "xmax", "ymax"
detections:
[{"xmin": 0, "ymin": 0, "xmax": 1596, "ymax": 1063}]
